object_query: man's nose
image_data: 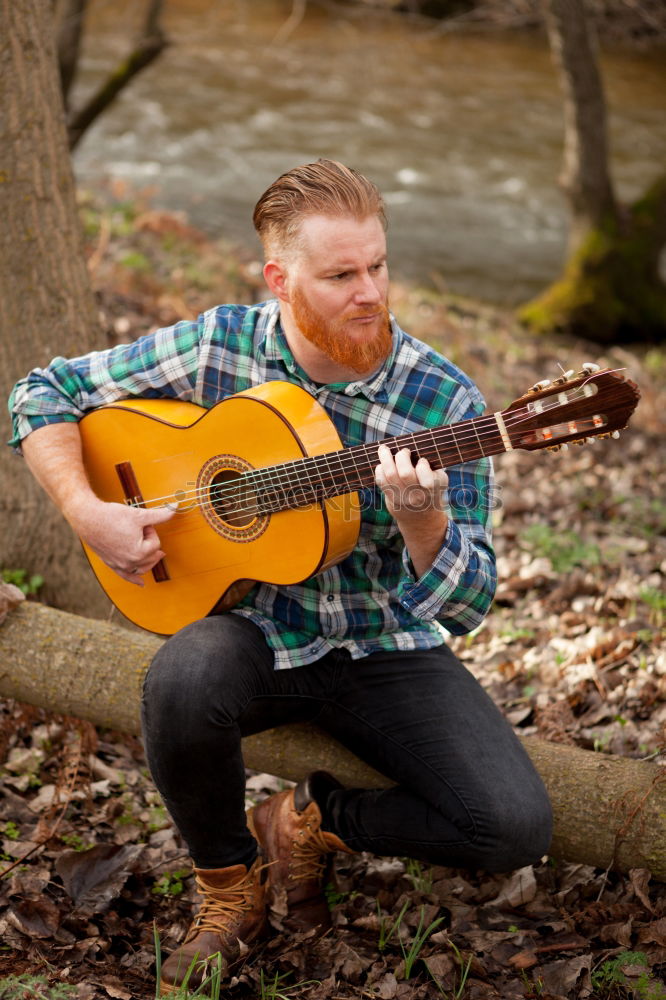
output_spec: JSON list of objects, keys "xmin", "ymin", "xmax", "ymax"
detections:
[{"xmin": 354, "ymin": 271, "xmax": 383, "ymax": 304}]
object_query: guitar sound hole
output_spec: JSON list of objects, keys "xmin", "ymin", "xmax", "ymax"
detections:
[{"xmin": 209, "ymin": 469, "xmax": 258, "ymax": 528}]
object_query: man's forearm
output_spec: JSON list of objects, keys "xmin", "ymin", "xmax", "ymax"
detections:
[
  {"xmin": 20, "ymin": 423, "xmax": 98, "ymax": 528},
  {"xmin": 395, "ymin": 507, "xmax": 449, "ymax": 579}
]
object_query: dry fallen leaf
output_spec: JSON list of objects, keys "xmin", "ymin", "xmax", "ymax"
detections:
[
  {"xmin": 490, "ymin": 865, "xmax": 537, "ymax": 908},
  {"xmin": 55, "ymin": 843, "xmax": 145, "ymax": 915},
  {"xmin": 7, "ymin": 896, "xmax": 61, "ymax": 938}
]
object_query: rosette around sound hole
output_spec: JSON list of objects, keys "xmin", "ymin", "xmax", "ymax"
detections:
[{"xmin": 198, "ymin": 454, "xmax": 268, "ymax": 543}]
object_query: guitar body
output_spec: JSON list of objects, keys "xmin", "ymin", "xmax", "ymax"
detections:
[{"xmin": 79, "ymin": 381, "xmax": 360, "ymax": 634}]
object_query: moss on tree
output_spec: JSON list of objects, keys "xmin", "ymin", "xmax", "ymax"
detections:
[{"xmin": 519, "ymin": 176, "xmax": 666, "ymax": 346}]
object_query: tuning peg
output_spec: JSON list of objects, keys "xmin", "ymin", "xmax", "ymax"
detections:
[
  {"xmin": 586, "ymin": 437, "xmax": 595, "ymax": 443},
  {"xmin": 554, "ymin": 369, "xmax": 575, "ymax": 385},
  {"xmin": 611, "ymin": 430, "xmax": 620, "ymax": 439},
  {"xmin": 547, "ymin": 444, "xmax": 561, "ymax": 452},
  {"xmin": 574, "ymin": 439, "xmax": 585, "ymax": 446},
  {"xmin": 560, "ymin": 443, "xmax": 569, "ymax": 451},
  {"xmin": 581, "ymin": 362, "xmax": 600, "ymax": 374},
  {"xmin": 529, "ymin": 378, "xmax": 552, "ymax": 392}
]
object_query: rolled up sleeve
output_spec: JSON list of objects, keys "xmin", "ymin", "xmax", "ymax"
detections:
[
  {"xmin": 397, "ymin": 456, "xmax": 497, "ymax": 634},
  {"xmin": 7, "ymin": 319, "xmax": 201, "ymax": 451}
]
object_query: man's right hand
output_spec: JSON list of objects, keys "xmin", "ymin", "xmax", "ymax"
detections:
[
  {"xmin": 21, "ymin": 423, "xmax": 176, "ymax": 587},
  {"xmin": 68, "ymin": 498, "xmax": 176, "ymax": 586}
]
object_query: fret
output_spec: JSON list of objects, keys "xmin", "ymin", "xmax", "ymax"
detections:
[
  {"xmin": 449, "ymin": 424, "xmax": 465, "ymax": 464},
  {"xmin": 345, "ymin": 445, "xmax": 367, "ymax": 495},
  {"xmin": 427, "ymin": 430, "xmax": 444, "ymax": 469},
  {"xmin": 317, "ymin": 450, "xmax": 339, "ymax": 499},
  {"xmin": 470, "ymin": 418, "xmax": 484, "ymax": 458}
]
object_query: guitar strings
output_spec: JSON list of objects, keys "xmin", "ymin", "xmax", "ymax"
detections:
[
  {"xmin": 140, "ymin": 413, "xmax": 586, "ymax": 518},
  {"xmin": 133, "ymin": 381, "xmax": 606, "ymax": 518},
  {"xmin": 134, "ymin": 401, "xmax": 533, "ymax": 513},
  {"xmin": 139, "ymin": 386, "xmax": 605, "ymax": 516}
]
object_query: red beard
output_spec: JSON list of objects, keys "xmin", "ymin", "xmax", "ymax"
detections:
[{"xmin": 291, "ymin": 286, "xmax": 392, "ymax": 375}]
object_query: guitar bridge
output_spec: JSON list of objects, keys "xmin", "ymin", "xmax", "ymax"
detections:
[{"xmin": 115, "ymin": 462, "xmax": 170, "ymax": 583}]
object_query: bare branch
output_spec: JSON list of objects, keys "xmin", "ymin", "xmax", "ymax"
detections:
[
  {"xmin": 271, "ymin": 0, "xmax": 308, "ymax": 46},
  {"xmin": 66, "ymin": 0, "xmax": 168, "ymax": 151}
]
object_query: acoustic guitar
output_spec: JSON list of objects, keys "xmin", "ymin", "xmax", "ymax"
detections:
[{"xmin": 78, "ymin": 366, "xmax": 640, "ymax": 634}]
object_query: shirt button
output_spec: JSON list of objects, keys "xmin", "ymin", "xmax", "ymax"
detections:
[{"xmin": 327, "ymin": 594, "xmax": 335, "ymax": 602}]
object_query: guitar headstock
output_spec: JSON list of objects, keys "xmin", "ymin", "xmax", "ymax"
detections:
[{"xmin": 503, "ymin": 364, "xmax": 640, "ymax": 452}]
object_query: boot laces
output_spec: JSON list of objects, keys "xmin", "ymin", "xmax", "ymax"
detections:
[
  {"xmin": 186, "ymin": 866, "xmax": 262, "ymax": 940},
  {"xmin": 289, "ymin": 823, "xmax": 335, "ymax": 883}
]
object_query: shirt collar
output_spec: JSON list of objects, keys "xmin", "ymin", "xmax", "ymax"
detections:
[{"xmin": 256, "ymin": 299, "xmax": 401, "ymax": 403}]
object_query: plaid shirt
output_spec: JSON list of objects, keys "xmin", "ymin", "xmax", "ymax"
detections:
[{"xmin": 9, "ymin": 300, "xmax": 496, "ymax": 668}]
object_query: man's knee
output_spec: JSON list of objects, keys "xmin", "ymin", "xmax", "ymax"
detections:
[
  {"xmin": 143, "ymin": 615, "xmax": 271, "ymax": 729},
  {"xmin": 144, "ymin": 619, "xmax": 219, "ymax": 700},
  {"xmin": 423, "ymin": 779, "xmax": 553, "ymax": 873},
  {"xmin": 142, "ymin": 617, "xmax": 247, "ymax": 732},
  {"xmin": 481, "ymin": 784, "xmax": 553, "ymax": 872}
]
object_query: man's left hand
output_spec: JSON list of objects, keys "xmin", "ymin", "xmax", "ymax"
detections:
[
  {"xmin": 375, "ymin": 444, "xmax": 448, "ymax": 520},
  {"xmin": 375, "ymin": 444, "xmax": 449, "ymax": 578}
]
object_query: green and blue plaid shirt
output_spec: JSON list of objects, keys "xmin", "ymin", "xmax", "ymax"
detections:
[{"xmin": 9, "ymin": 300, "xmax": 496, "ymax": 667}]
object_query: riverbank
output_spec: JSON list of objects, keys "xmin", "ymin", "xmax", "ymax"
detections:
[
  {"xmin": 1, "ymin": 195, "xmax": 664, "ymax": 998},
  {"xmin": 361, "ymin": 0, "xmax": 666, "ymax": 45}
]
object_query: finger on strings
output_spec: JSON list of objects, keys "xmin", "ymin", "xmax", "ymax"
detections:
[
  {"xmin": 394, "ymin": 447, "xmax": 414, "ymax": 478},
  {"xmin": 415, "ymin": 457, "xmax": 435, "ymax": 491}
]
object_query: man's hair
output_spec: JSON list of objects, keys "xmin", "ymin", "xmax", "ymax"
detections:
[{"xmin": 252, "ymin": 159, "xmax": 386, "ymax": 261}]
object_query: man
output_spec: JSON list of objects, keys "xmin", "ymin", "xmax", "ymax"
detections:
[{"xmin": 8, "ymin": 160, "xmax": 552, "ymax": 993}]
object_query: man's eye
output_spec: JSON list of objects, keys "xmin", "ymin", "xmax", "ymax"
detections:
[{"xmin": 330, "ymin": 272, "xmax": 348, "ymax": 281}]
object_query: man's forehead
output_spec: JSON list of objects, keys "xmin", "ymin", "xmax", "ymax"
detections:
[{"xmin": 296, "ymin": 213, "xmax": 387, "ymax": 266}]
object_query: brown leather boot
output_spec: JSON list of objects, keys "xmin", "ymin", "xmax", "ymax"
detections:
[
  {"xmin": 247, "ymin": 771, "xmax": 353, "ymax": 933},
  {"xmin": 159, "ymin": 856, "xmax": 268, "ymax": 994}
]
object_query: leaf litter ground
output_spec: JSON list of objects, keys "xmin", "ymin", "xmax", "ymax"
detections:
[{"xmin": 1, "ymin": 195, "xmax": 664, "ymax": 999}]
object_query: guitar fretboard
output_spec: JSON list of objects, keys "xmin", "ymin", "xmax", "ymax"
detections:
[{"xmin": 241, "ymin": 413, "xmax": 506, "ymax": 514}]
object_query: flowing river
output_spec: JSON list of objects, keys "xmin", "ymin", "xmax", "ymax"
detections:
[{"xmin": 72, "ymin": 0, "xmax": 666, "ymax": 304}]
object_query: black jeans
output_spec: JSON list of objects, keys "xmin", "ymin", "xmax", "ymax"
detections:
[{"xmin": 141, "ymin": 614, "xmax": 552, "ymax": 872}]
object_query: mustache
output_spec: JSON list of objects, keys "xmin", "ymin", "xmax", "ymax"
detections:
[{"xmin": 342, "ymin": 304, "xmax": 390, "ymax": 322}]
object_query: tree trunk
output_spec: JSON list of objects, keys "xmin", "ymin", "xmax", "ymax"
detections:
[
  {"xmin": 2, "ymin": 600, "xmax": 666, "ymax": 882},
  {"xmin": 543, "ymin": 0, "xmax": 616, "ymax": 253},
  {"xmin": 518, "ymin": 0, "xmax": 666, "ymax": 343},
  {"xmin": 0, "ymin": 0, "xmax": 111, "ymax": 619}
]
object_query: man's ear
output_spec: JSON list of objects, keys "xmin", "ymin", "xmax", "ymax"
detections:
[{"xmin": 263, "ymin": 259, "xmax": 290, "ymax": 302}]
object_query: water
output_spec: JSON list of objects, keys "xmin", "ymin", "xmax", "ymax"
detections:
[{"xmin": 72, "ymin": 0, "xmax": 666, "ymax": 304}]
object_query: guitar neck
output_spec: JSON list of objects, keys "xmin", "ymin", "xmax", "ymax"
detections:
[{"xmin": 248, "ymin": 412, "xmax": 503, "ymax": 512}]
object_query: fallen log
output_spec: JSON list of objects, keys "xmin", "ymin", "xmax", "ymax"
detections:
[{"xmin": 1, "ymin": 601, "xmax": 664, "ymax": 881}]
